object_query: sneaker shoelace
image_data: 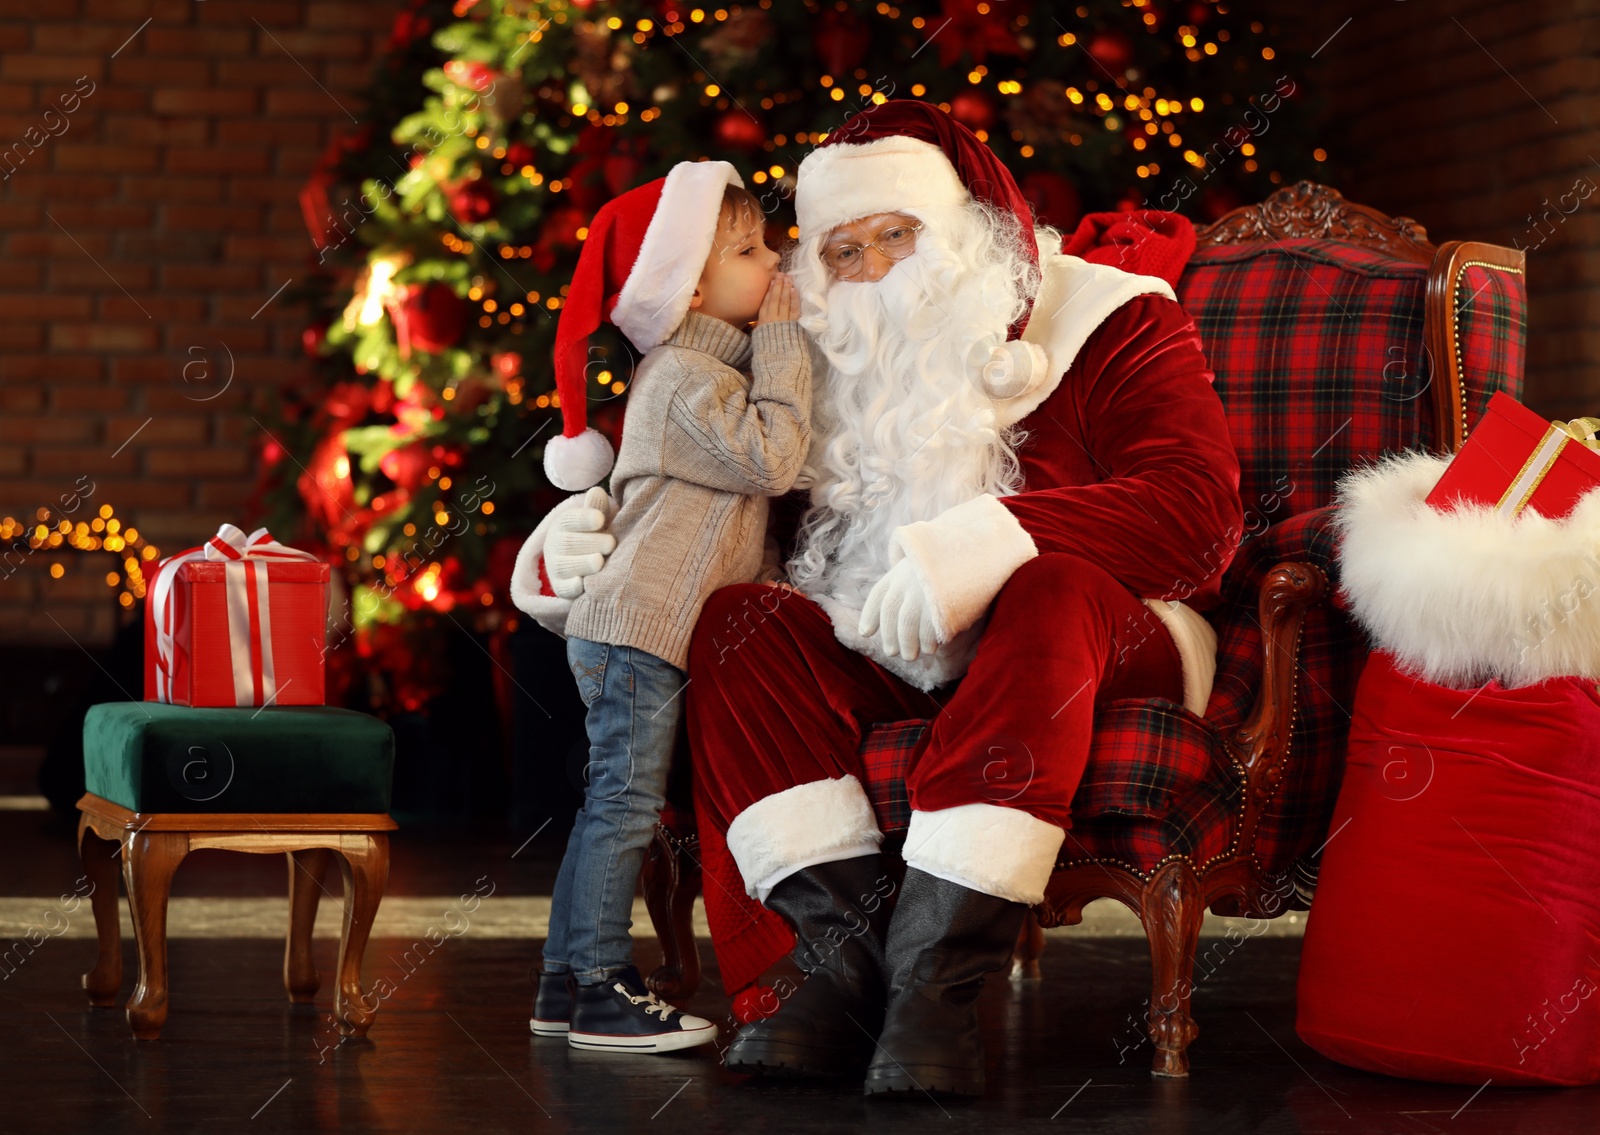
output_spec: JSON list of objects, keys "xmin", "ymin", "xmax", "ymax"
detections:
[{"xmin": 617, "ymin": 984, "xmax": 676, "ymax": 1021}]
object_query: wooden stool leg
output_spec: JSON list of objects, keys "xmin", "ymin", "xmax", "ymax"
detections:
[
  {"xmin": 122, "ymin": 830, "xmax": 188, "ymax": 1041},
  {"xmin": 643, "ymin": 823, "xmax": 702, "ymax": 1000},
  {"xmin": 333, "ymin": 834, "xmax": 388, "ymax": 1037},
  {"xmin": 285, "ymin": 847, "xmax": 334, "ymax": 1003},
  {"xmin": 78, "ymin": 815, "xmax": 123, "ymax": 1007},
  {"xmin": 1010, "ymin": 909, "xmax": 1045, "ymax": 981},
  {"xmin": 1140, "ymin": 859, "xmax": 1203, "ymax": 1078}
]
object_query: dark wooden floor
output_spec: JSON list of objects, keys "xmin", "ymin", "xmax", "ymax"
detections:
[{"xmin": 3, "ymin": 806, "xmax": 1598, "ymax": 1133}]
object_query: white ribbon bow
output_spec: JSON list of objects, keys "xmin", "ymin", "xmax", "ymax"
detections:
[{"xmin": 150, "ymin": 524, "xmax": 317, "ymax": 706}]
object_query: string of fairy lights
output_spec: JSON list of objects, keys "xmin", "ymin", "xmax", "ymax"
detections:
[
  {"xmin": 432, "ymin": 0, "xmax": 1321, "ymax": 367},
  {"xmin": 0, "ymin": 505, "xmax": 160, "ymax": 609}
]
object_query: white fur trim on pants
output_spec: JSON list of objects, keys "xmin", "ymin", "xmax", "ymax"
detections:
[
  {"xmin": 725, "ymin": 776, "xmax": 883, "ymax": 903},
  {"xmin": 902, "ymin": 804, "xmax": 1064, "ymax": 905},
  {"xmin": 1142, "ymin": 598, "xmax": 1218, "ymax": 716},
  {"xmin": 1337, "ymin": 450, "xmax": 1600, "ymax": 687}
]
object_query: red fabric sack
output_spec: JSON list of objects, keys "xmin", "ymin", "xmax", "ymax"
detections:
[{"xmin": 1295, "ymin": 650, "xmax": 1600, "ymax": 1086}]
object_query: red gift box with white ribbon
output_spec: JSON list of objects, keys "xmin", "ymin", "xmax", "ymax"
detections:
[
  {"xmin": 1426, "ymin": 390, "xmax": 1600, "ymax": 519},
  {"xmin": 143, "ymin": 524, "xmax": 330, "ymax": 707}
]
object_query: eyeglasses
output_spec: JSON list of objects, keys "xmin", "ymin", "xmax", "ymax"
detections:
[{"xmin": 820, "ymin": 220, "xmax": 923, "ymax": 280}]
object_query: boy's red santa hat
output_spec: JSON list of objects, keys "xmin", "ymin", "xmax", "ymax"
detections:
[{"xmin": 544, "ymin": 160, "xmax": 744, "ymax": 491}]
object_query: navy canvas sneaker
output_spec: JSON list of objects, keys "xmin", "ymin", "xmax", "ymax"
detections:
[
  {"xmin": 530, "ymin": 970, "xmax": 574, "ymax": 1037},
  {"xmin": 567, "ymin": 966, "xmax": 717, "ymax": 1053}
]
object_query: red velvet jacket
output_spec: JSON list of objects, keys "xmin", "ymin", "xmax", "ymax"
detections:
[{"xmin": 1001, "ymin": 291, "xmax": 1242, "ymax": 610}]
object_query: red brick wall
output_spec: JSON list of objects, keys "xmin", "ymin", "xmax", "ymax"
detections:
[
  {"xmin": 1312, "ymin": 0, "xmax": 1600, "ymax": 418},
  {"xmin": 0, "ymin": 1, "xmax": 389, "ymax": 647}
]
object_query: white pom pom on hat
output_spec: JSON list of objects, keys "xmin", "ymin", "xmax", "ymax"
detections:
[{"xmin": 543, "ymin": 160, "xmax": 744, "ymax": 492}]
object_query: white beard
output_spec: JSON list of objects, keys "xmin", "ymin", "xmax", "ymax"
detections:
[{"xmin": 786, "ymin": 201, "xmax": 1040, "ymax": 615}]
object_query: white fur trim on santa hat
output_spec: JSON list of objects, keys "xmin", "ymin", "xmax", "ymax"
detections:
[
  {"xmin": 509, "ymin": 497, "xmax": 579, "ymax": 638},
  {"xmin": 903, "ymin": 804, "xmax": 1064, "ymax": 905},
  {"xmin": 795, "ymin": 135, "xmax": 969, "ymax": 241},
  {"xmin": 725, "ymin": 775, "xmax": 883, "ymax": 902},
  {"xmin": 543, "ymin": 426, "xmax": 615, "ymax": 492},
  {"xmin": 1336, "ymin": 450, "xmax": 1600, "ymax": 687},
  {"xmin": 1001, "ymin": 254, "xmax": 1177, "ymax": 429},
  {"xmin": 611, "ymin": 160, "xmax": 743, "ymax": 354},
  {"xmin": 1141, "ymin": 598, "xmax": 1218, "ymax": 716}
]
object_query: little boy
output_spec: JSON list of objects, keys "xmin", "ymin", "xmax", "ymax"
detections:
[{"xmin": 512, "ymin": 161, "xmax": 811, "ymax": 1052}]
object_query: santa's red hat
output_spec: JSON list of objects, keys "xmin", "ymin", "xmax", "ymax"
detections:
[{"xmin": 544, "ymin": 160, "xmax": 744, "ymax": 491}]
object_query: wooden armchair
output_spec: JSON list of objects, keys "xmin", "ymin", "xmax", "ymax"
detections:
[{"xmin": 643, "ymin": 182, "xmax": 1528, "ymax": 1076}]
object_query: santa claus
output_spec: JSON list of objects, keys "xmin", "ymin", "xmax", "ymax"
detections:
[{"xmin": 515, "ymin": 102, "xmax": 1242, "ymax": 1099}]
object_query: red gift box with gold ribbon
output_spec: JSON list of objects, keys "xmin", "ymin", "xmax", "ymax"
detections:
[
  {"xmin": 1426, "ymin": 390, "xmax": 1600, "ymax": 519},
  {"xmin": 143, "ymin": 524, "xmax": 330, "ymax": 707}
]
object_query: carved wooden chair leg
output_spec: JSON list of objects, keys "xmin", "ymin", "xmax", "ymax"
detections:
[
  {"xmin": 78, "ymin": 816, "xmax": 124, "ymax": 1007},
  {"xmin": 333, "ymin": 834, "xmax": 389, "ymax": 1037},
  {"xmin": 121, "ymin": 829, "xmax": 189, "ymax": 1040},
  {"xmin": 1139, "ymin": 858, "xmax": 1203, "ymax": 1077},
  {"xmin": 642, "ymin": 823, "xmax": 702, "ymax": 1000},
  {"xmin": 1010, "ymin": 909, "xmax": 1046, "ymax": 981},
  {"xmin": 285, "ymin": 846, "xmax": 334, "ymax": 1003}
]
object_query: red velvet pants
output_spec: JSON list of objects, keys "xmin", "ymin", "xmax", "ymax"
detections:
[{"xmin": 685, "ymin": 553, "xmax": 1185, "ymax": 834}]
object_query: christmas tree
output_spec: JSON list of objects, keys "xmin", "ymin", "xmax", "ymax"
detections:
[{"xmin": 263, "ymin": 0, "xmax": 1320, "ymax": 712}]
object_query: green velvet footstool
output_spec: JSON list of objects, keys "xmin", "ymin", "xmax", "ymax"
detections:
[{"xmin": 76, "ymin": 702, "xmax": 397, "ymax": 1041}]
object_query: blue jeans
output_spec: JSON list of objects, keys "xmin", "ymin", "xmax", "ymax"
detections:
[{"xmin": 543, "ymin": 637, "xmax": 687, "ymax": 984}]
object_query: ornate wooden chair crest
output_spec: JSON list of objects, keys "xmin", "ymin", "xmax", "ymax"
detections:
[{"xmin": 643, "ymin": 181, "xmax": 1527, "ymax": 1077}]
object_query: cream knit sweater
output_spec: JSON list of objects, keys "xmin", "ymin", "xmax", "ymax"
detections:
[{"xmin": 564, "ymin": 310, "xmax": 812, "ymax": 669}]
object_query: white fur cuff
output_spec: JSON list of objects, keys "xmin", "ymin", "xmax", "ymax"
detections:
[
  {"xmin": 890, "ymin": 494, "xmax": 1039, "ymax": 641},
  {"xmin": 1336, "ymin": 450, "xmax": 1600, "ymax": 687},
  {"xmin": 725, "ymin": 776, "xmax": 883, "ymax": 901},
  {"xmin": 902, "ymin": 804, "xmax": 1064, "ymax": 905},
  {"xmin": 508, "ymin": 499, "xmax": 577, "ymax": 638}
]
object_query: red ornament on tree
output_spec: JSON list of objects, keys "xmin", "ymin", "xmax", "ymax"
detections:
[
  {"xmin": 301, "ymin": 321, "xmax": 328, "ymax": 359},
  {"xmin": 379, "ymin": 439, "xmax": 433, "ymax": 491},
  {"xmin": 506, "ymin": 141, "xmax": 535, "ymax": 169},
  {"xmin": 947, "ymin": 89, "xmax": 996, "ymax": 133},
  {"xmin": 713, "ymin": 108, "xmax": 766, "ymax": 152},
  {"xmin": 813, "ymin": 9, "xmax": 870, "ymax": 76},
  {"xmin": 449, "ymin": 178, "xmax": 496, "ymax": 225},
  {"xmin": 388, "ymin": 282, "xmax": 467, "ymax": 357},
  {"xmin": 1086, "ymin": 29, "xmax": 1135, "ymax": 76}
]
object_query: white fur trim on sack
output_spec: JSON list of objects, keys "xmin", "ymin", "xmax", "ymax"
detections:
[
  {"xmin": 1001, "ymin": 254, "xmax": 1177, "ymax": 429},
  {"xmin": 1141, "ymin": 598, "xmax": 1219, "ymax": 716},
  {"xmin": 508, "ymin": 496, "xmax": 581, "ymax": 638},
  {"xmin": 890, "ymin": 494, "xmax": 1039, "ymax": 643},
  {"xmin": 1336, "ymin": 450, "xmax": 1600, "ymax": 687},
  {"xmin": 612, "ymin": 160, "xmax": 743, "ymax": 354},
  {"xmin": 725, "ymin": 775, "xmax": 883, "ymax": 902},
  {"xmin": 903, "ymin": 804, "xmax": 1065, "ymax": 905},
  {"xmin": 543, "ymin": 426, "xmax": 616, "ymax": 492},
  {"xmin": 795, "ymin": 135, "xmax": 968, "ymax": 241}
]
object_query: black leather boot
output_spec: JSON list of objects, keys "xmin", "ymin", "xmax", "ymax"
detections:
[
  {"xmin": 724, "ymin": 853, "xmax": 892, "ymax": 1078},
  {"xmin": 864, "ymin": 867, "xmax": 1027, "ymax": 1099}
]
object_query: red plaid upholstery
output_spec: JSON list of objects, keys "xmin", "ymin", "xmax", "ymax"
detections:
[
  {"xmin": 853, "ymin": 232, "xmax": 1525, "ymax": 896},
  {"xmin": 1179, "ymin": 239, "xmax": 1437, "ymax": 521},
  {"xmin": 859, "ymin": 699, "xmax": 1233, "ymax": 844}
]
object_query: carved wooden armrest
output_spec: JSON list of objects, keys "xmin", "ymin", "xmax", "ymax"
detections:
[{"xmin": 1224, "ymin": 561, "xmax": 1329, "ymax": 857}]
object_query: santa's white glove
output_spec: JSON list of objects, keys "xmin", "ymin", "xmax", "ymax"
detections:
[
  {"xmin": 858, "ymin": 558, "xmax": 941, "ymax": 661},
  {"xmin": 546, "ymin": 486, "xmax": 617, "ymax": 600}
]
